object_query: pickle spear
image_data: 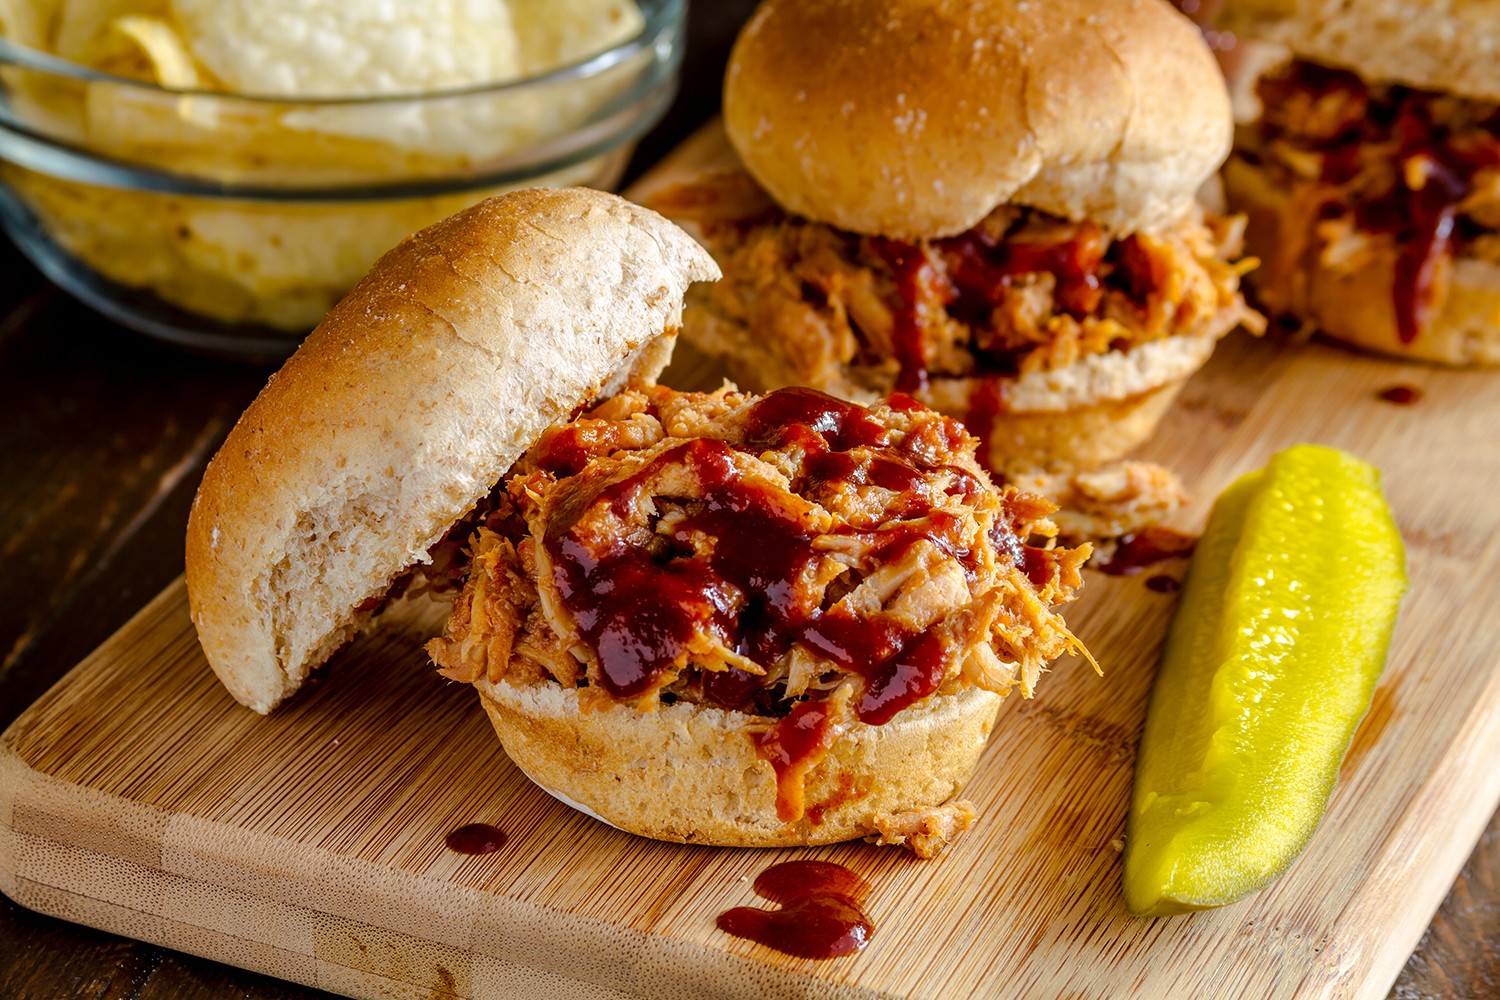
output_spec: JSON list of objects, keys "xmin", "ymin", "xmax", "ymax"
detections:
[{"xmin": 1123, "ymin": 444, "xmax": 1407, "ymax": 917}]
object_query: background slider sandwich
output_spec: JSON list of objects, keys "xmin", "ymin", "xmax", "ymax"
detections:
[
  {"xmin": 185, "ymin": 187, "xmax": 1090, "ymax": 855},
  {"xmin": 656, "ymin": 0, "xmax": 1262, "ymax": 476},
  {"xmin": 1220, "ymin": 0, "xmax": 1500, "ymax": 365}
]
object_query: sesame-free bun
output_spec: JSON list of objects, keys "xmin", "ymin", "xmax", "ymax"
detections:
[
  {"xmin": 476, "ymin": 676, "xmax": 1003, "ymax": 847},
  {"xmin": 1217, "ymin": 0, "xmax": 1500, "ymax": 104},
  {"xmin": 723, "ymin": 0, "xmax": 1232, "ymax": 239},
  {"xmin": 185, "ymin": 188, "xmax": 719, "ymax": 713},
  {"xmin": 1225, "ymin": 155, "xmax": 1500, "ymax": 366}
]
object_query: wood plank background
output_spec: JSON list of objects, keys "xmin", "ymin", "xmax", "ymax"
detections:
[{"xmin": 3, "ymin": 308, "xmax": 1499, "ymax": 998}]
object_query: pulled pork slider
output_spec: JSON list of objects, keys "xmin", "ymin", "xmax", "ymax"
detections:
[
  {"xmin": 429, "ymin": 385, "xmax": 1089, "ymax": 852},
  {"xmin": 185, "ymin": 186, "xmax": 1089, "ymax": 855},
  {"xmin": 653, "ymin": 0, "xmax": 1261, "ymax": 475},
  {"xmin": 1220, "ymin": 0, "xmax": 1500, "ymax": 365}
]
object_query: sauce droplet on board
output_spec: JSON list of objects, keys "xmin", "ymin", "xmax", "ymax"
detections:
[
  {"xmin": 1145, "ymin": 574, "xmax": 1183, "ymax": 594},
  {"xmin": 716, "ymin": 860, "xmax": 874, "ymax": 959},
  {"xmin": 445, "ymin": 823, "xmax": 506, "ymax": 855},
  {"xmin": 1376, "ymin": 384, "xmax": 1423, "ymax": 405},
  {"xmin": 1098, "ymin": 526, "xmax": 1199, "ymax": 576}
]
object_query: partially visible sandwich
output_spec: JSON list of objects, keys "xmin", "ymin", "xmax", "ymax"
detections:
[
  {"xmin": 654, "ymin": 0, "xmax": 1262, "ymax": 477},
  {"xmin": 1220, "ymin": 0, "xmax": 1500, "ymax": 365}
]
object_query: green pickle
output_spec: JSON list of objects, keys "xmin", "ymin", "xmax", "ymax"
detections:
[{"xmin": 1123, "ymin": 444, "xmax": 1407, "ymax": 917}]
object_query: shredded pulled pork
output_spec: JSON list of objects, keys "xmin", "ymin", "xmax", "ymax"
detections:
[
  {"xmin": 1247, "ymin": 59, "xmax": 1500, "ymax": 343},
  {"xmin": 1008, "ymin": 462, "xmax": 1190, "ymax": 544},
  {"xmin": 428, "ymin": 385, "xmax": 1090, "ymax": 828},
  {"xmin": 653, "ymin": 171, "xmax": 1259, "ymax": 402},
  {"xmin": 866, "ymin": 800, "xmax": 977, "ymax": 859}
]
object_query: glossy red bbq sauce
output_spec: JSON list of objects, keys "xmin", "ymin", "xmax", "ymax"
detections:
[
  {"xmin": 1098, "ymin": 526, "xmax": 1199, "ymax": 576},
  {"xmin": 868, "ymin": 239, "xmax": 936, "ymax": 394},
  {"xmin": 716, "ymin": 860, "xmax": 873, "ymax": 960},
  {"xmin": 444, "ymin": 823, "xmax": 506, "ymax": 855},
  {"xmin": 868, "ymin": 222, "xmax": 1165, "ymax": 395},
  {"xmin": 743, "ymin": 386, "xmax": 894, "ymax": 451},
  {"xmin": 1260, "ymin": 61, "xmax": 1500, "ymax": 344},
  {"xmin": 986, "ymin": 500, "xmax": 1062, "ymax": 591},
  {"xmin": 755, "ymin": 700, "xmax": 843, "ymax": 818},
  {"xmin": 964, "ymin": 378, "xmax": 1007, "ymax": 475},
  {"xmin": 1145, "ymin": 574, "xmax": 1183, "ymax": 594},
  {"xmin": 530, "ymin": 420, "xmax": 633, "ymax": 478},
  {"xmin": 548, "ymin": 436, "xmax": 818, "ymax": 700},
  {"xmin": 546, "ymin": 391, "xmax": 992, "ymax": 717},
  {"xmin": 1377, "ymin": 384, "xmax": 1424, "ymax": 405},
  {"xmin": 941, "ymin": 222, "xmax": 1107, "ymax": 318}
]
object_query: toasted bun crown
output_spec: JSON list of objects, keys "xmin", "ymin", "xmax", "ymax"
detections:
[
  {"xmin": 723, "ymin": 0, "xmax": 1232, "ymax": 238},
  {"xmin": 1219, "ymin": 0, "xmax": 1500, "ymax": 103},
  {"xmin": 186, "ymin": 188, "xmax": 719, "ymax": 713}
]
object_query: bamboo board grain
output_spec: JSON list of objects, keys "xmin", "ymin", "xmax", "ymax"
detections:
[{"xmin": 4, "ymin": 124, "xmax": 1500, "ymax": 1000}]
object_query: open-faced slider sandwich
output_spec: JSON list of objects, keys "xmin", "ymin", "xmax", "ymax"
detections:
[
  {"xmin": 1218, "ymin": 0, "xmax": 1500, "ymax": 365},
  {"xmin": 185, "ymin": 187, "xmax": 1091, "ymax": 855},
  {"xmin": 651, "ymin": 0, "xmax": 1262, "ymax": 479}
]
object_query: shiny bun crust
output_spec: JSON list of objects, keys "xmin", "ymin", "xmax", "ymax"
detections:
[
  {"xmin": 477, "ymin": 676, "xmax": 1002, "ymax": 847},
  {"xmin": 186, "ymin": 188, "xmax": 719, "ymax": 713},
  {"xmin": 723, "ymin": 0, "xmax": 1232, "ymax": 239},
  {"xmin": 1218, "ymin": 0, "xmax": 1500, "ymax": 103},
  {"xmin": 1226, "ymin": 156, "xmax": 1500, "ymax": 366}
]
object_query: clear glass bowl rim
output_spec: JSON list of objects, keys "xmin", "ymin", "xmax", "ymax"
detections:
[
  {"xmin": 0, "ymin": 0, "xmax": 684, "ymax": 200},
  {"xmin": 0, "ymin": 0, "xmax": 684, "ymax": 105}
]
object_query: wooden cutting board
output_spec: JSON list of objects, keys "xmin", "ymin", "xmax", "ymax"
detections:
[{"xmin": 4, "ymin": 124, "xmax": 1500, "ymax": 1000}]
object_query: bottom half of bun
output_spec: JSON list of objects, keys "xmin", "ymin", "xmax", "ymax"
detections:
[
  {"xmin": 1225, "ymin": 156, "xmax": 1500, "ymax": 367},
  {"xmin": 474, "ymin": 676, "xmax": 1004, "ymax": 850}
]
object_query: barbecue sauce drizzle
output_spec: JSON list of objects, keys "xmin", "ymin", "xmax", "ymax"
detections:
[
  {"xmin": 716, "ymin": 860, "xmax": 874, "ymax": 960},
  {"xmin": 867, "ymin": 224, "xmax": 1160, "ymax": 395},
  {"xmin": 1258, "ymin": 61, "xmax": 1500, "ymax": 344},
  {"xmin": 538, "ymin": 388, "xmax": 1048, "ymax": 817}
]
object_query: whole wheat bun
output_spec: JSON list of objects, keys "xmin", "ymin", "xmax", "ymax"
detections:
[
  {"xmin": 185, "ymin": 188, "xmax": 719, "ymax": 713},
  {"xmin": 723, "ymin": 0, "xmax": 1232, "ymax": 240},
  {"xmin": 1217, "ymin": 0, "xmax": 1500, "ymax": 104},
  {"xmin": 1225, "ymin": 156, "xmax": 1500, "ymax": 366},
  {"xmin": 477, "ymin": 676, "xmax": 1003, "ymax": 847}
]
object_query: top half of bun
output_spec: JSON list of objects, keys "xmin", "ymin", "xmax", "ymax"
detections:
[
  {"xmin": 185, "ymin": 187, "xmax": 720, "ymax": 714},
  {"xmin": 1217, "ymin": 0, "xmax": 1500, "ymax": 104},
  {"xmin": 723, "ymin": 0, "xmax": 1232, "ymax": 240}
]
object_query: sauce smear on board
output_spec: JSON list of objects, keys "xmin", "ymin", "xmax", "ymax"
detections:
[
  {"xmin": 445, "ymin": 823, "xmax": 506, "ymax": 855},
  {"xmin": 717, "ymin": 860, "xmax": 874, "ymax": 959},
  {"xmin": 1377, "ymin": 385, "xmax": 1423, "ymax": 405}
]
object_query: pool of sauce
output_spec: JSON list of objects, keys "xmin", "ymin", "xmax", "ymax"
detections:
[
  {"xmin": 444, "ymin": 823, "xmax": 506, "ymax": 855},
  {"xmin": 1145, "ymin": 574, "xmax": 1183, "ymax": 594},
  {"xmin": 1377, "ymin": 384, "xmax": 1424, "ymax": 405},
  {"xmin": 716, "ymin": 860, "xmax": 873, "ymax": 960}
]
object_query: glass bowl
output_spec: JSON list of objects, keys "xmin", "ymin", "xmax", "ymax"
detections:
[{"xmin": 0, "ymin": 0, "xmax": 684, "ymax": 360}]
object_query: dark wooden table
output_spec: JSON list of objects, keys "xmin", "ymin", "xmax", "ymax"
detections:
[{"xmin": 1, "ymin": 4, "xmax": 1496, "ymax": 998}]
